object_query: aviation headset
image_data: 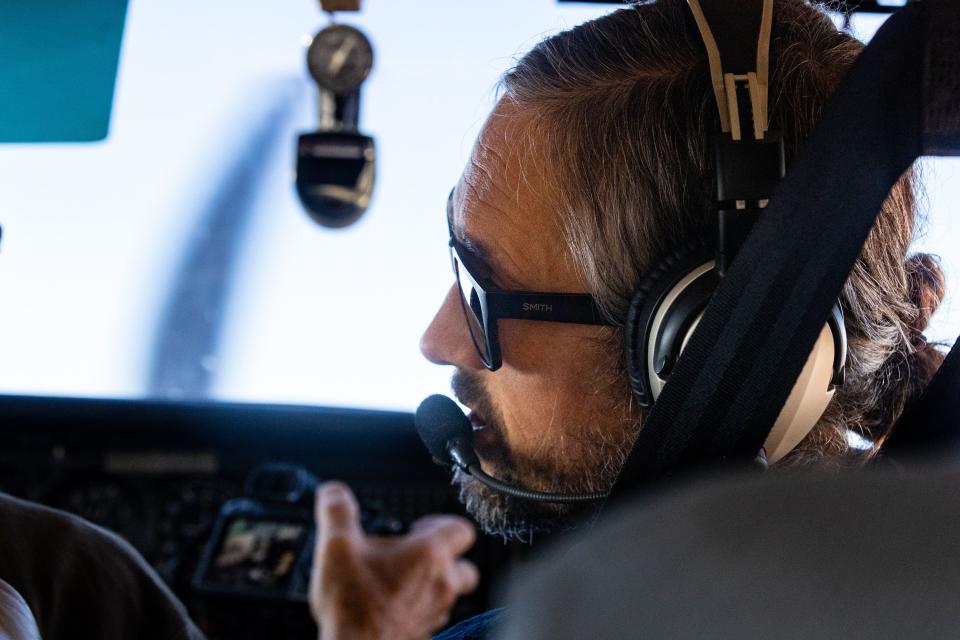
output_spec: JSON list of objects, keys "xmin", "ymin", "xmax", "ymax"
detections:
[{"xmin": 623, "ymin": 0, "xmax": 847, "ymax": 464}]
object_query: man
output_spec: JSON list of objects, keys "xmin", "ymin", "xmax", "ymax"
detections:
[{"xmin": 309, "ymin": 1, "xmax": 947, "ymax": 638}]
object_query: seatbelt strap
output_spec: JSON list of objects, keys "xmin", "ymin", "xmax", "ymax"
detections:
[{"xmin": 607, "ymin": 0, "xmax": 960, "ymax": 506}]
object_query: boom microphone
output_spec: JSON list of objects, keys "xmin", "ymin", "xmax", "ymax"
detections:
[{"xmin": 414, "ymin": 395, "xmax": 606, "ymax": 504}]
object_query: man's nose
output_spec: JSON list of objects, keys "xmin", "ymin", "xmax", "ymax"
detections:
[{"xmin": 420, "ymin": 285, "xmax": 485, "ymax": 370}]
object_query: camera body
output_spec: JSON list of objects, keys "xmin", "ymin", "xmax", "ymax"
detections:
[{"xmin": 193, "ymin": 463, "xmax": 402, "ymax": 603}]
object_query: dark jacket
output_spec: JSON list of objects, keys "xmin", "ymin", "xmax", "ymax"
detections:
[{"xmin": 0, "ymin": 492, "xmax": 203, "ymax": 640}]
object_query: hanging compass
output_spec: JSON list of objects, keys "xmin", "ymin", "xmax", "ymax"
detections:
[
  {"xmin": 306, "ymin": 24, "xmax": 374, "ymax": 96},
  {"xmin": 298, "ymin": 14, "xmax": 376, "ymax": 229}
]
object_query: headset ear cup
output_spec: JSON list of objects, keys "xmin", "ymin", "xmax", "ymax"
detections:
[
  {"xmin": 763, "ymin": 322, "xmax": 838, "ymax": 463},
  {"xmin": 625, "ymin": 241, "xmax": 847, "ymax": 462},
  {"xmin": 625, "ymin": 239, "xmax": 714, "ymax": 408},
  {"xmin": 626, "ymin": 280, "xmax": 658, "ymax": 407},
  {"xmin": 762, "ymin": 303, "xmax": 847, "ymax": 462}
]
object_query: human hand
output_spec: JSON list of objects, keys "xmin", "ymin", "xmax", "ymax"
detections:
[{"xmin": 309, "ymin": 481, "xmax": 479, "ymax": 640}]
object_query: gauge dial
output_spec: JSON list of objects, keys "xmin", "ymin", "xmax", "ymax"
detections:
[{"xmin": 306, "ymin": 24, "xmax": 374, "ymax": 95}]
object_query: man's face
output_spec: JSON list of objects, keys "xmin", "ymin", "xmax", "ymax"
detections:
[{"xmin": 420, "ymin": 100, "xmax": 638, "ymax": 540}]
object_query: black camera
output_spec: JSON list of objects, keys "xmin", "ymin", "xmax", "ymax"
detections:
[{"xmin": 193, "ymin": 463, "xmax": 402, "ymax": 603}]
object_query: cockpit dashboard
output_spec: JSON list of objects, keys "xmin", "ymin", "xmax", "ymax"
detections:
[{"xmin": 0, "ymin": 395, "xmax": 519, "ymax": 639}]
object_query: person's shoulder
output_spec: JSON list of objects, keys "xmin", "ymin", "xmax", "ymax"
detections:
[
  {"xmin": 0, "ymin": 490, "xmax": 118, "ymax": 546},
  {"xmin": 0, "ymin": 491, "xmax": 148, "ymax": 589},
  {"xmin": 0, "ymin": 492, "xmax": 203, "ymax": 640}
]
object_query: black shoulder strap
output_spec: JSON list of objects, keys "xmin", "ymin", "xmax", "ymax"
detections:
[{"xmin": 607, "ymin": 0, "xmax": 960, "ymax": 506}]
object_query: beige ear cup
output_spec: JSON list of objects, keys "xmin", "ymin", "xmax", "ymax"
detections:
[
  {"xmin": 647, "ymin": 268, "xmax": 836, "ymax": 464},
  {"xmin": 763, "ymin": 324, "xmax": 836, "ymax": 463}
]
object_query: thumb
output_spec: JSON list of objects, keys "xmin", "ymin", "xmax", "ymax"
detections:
[{"xmin": 315, "ymin": 481, "xmax": 361, "ymax": 541}]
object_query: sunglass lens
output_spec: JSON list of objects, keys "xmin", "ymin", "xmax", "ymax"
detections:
[{"xmin": 452, "ymin": 256, "xmax": 490, "ymax": 365}]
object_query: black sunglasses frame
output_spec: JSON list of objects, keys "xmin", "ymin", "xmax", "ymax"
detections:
[{"xmin": 447, "ymin": 191, "xmax": 614, "ymax": 370}]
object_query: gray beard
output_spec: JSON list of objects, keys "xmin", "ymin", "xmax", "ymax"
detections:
[
  {"xmin": 452, "ymin": 464, "xmax": 610, "ymax": 544},
  {"xmin": 448, "ymin": 368, "xmax": 638, "ymax": 543}
]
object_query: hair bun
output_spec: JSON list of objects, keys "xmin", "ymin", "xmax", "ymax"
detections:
[{"xmin": 905, "ymin": 252, "xmax": 946, "ymax": 337}]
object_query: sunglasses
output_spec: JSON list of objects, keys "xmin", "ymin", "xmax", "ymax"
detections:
[{"xmin": 447, "ymin": 190, "xmax": 615, "ymax": 370}]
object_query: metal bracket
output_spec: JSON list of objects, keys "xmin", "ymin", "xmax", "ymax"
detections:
[
  {"xmin": 723, "ymin": 72, "xmax": 768, "ymax": 141},
  {"xmin": 319, "ymin": 0, "xmax": 362, "ymax": 11}
]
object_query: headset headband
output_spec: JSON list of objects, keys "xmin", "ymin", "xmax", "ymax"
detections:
[
  {"xmin": 687, "ymin": 0, "xmax": 773, "ymax": 141},
  {"xmin": 689, "ymin": 0, "xmax": 785, "ymax": 275}
]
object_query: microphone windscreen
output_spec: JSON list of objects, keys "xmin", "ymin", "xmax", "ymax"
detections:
[{"xmin": 415, "ymin": 394, "xmax": 472, "ymax": 464}]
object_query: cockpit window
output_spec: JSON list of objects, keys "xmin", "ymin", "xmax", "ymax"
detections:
[{"xmin": 0, "ymin": 7, "xmax": 955, "ymax": 410}]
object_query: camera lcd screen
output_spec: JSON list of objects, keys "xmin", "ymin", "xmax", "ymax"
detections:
[{"xmin": 204, "ymin": 517, "xmax": 311, "ymax": 594}]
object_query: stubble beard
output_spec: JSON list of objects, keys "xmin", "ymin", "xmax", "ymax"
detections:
[{"xmin": 451, "ymin": 369, "xmax": 638, "ymax": 543}]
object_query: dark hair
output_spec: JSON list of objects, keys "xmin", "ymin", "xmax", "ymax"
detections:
[{"xmin": 501, "ymin": 0, "xmax": 945, "ymax": 461}]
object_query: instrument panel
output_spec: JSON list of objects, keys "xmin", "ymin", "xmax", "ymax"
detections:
[{"xmin": 0, "ymin": 395, "xmax": 520, "ymax": 639}]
